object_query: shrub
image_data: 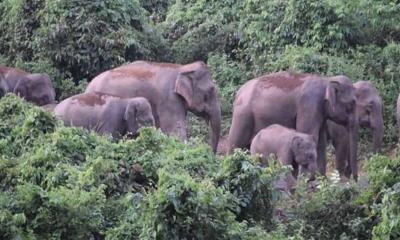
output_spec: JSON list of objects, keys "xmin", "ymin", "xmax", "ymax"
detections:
[
  {"xmin": 364, "ymin": 152, "xmax": 400, "ymax": 199},
  {"xmin": 214, "ymin": 150, "xmax": 278, "ymax": 229},
  {"xmin": 139, "ymin": 169, "xmax": 242, "ymax": 239},
  {"xmin": 163, "ymin": 0, "xmax": 240, "ymax": 63},
  {"xmin": 287, "ymin": 180, "xmax": 375, "ymax": 240},
  {"xmin": 0, "ymin": 96, "xmax": 280, "ymax": 239},
  {"xmin": 372, "ymin": 183, "xmax": 400, "ymax": 239}
]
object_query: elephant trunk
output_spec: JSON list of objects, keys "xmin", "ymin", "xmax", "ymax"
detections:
[
  {"xmin": 209, "ymin": 101, "xmax": 221, "ymax": 153},
  {"xmin": 348, "ymin": 113, "xmax": 359, "ymax": 181},
  {"xmin": 372, "ymin": 104, "xmax": 384, "ymax": 152},
  {"xmin": 300, "ymin": 165, "xmax": 316, "ymax": 181}
]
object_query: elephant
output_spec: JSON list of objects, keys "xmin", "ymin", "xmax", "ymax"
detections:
[
  {"xmin": 228, "ymin": 71, "xmax": 359, "ymax": 180},
  {"xmin": 54, "ymin": 92, "xmax": 155, "ymax": 139},
  {"xmin": 250, "ymin": 124, "xmax": 317, "ymax": 178},
  {"xmin": 0, "ymin": 65, "xmax": 56, "ymax": 106},
  {"xmin": 85, "ymin": 61, "xmax": 221, "ymax": 152},
  {"xmin": 327, "ymin": 81, "xmax": 383, "ymax": 178}
]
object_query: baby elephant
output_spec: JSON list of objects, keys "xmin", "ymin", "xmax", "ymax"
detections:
[
  {"xmin": 250, "ymin": 125, "xmax": 317, "ymax": 190},
  {"xmin": 54, "ymin": 92, "xmax": 155, "ymax": 138}
]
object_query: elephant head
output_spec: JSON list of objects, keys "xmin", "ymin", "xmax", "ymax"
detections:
[
  {"xmin": 14, "ymin": 73, "xmax": 56, "ymax": 106},
  {"xmin": 292, "ymin": 135, "xmax": 317, "ymax": 179},
  {"xmin": 325, "ymin": 75, "xmax": 359, "ymax": 180},
  {"xmin": 124, "ymin": 97, "xmax": 155, "ymax": 136},
  {"xmin": 175, "ymin": 61, "xmax": 221, "ymax": 152},
  {"xmin": 354, "ymin": 81, "xmax": 383, "ymax": 152}
]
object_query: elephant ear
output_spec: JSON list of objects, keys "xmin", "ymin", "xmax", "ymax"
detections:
[
  {"xmin": 326, "ymin": 81, "xmax": 340, "ymax": 113},
  {"xmin": 175, "ymin": 70, "xmax": 194, "ymax": 108},
  {"xmin": 291, "ymin": 136, "xmax": 304, "ymax": 154},
  {"xmin": 13, "ymin": 77, "xmax": 30, "ymax": 99},
  {"xmin": 124, "ymin": 101, "xmax": 137, "ymax": 122}
]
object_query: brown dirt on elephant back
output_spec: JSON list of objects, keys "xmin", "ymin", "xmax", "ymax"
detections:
[
  {"xmin": 145, "ymin": 61, "xmax": 181, "ymax": 68},
  {"xmin": 73, "ymin": 93, "xmax": 109, "ymax": 106},
  {"xmin": 0, "ymin": 66, "xmax": 28, "ymax": 75},
  {"xmin": 111, "ymin": 65, "xmax": 155, "ymax": 79},
  {"xmin": 258, "ymin": 71, "xmax": 319, "ymax": 91}
]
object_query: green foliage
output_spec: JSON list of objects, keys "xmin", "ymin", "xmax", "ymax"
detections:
[
  {"xmin": 139, "ymin": 170, "xmax": 240, "ymax": 239},
  {"xmin": 140, "ymin": 0, "xmax": 174, "ymax": 22},
  {"xmin": 214, "ymin": 150, "xmax": 277, "ymax": 228},
  {"xmin": 294, "ymin": 181, "xmax": 374, "ymax": 239},
  {"xmin": 207, "ymin": 53, "xmax": 250, "ymax": 116},
  {"xmin": 364, "ymin": 152, "xmax": 400, "ymax": 198},
  {"xmin": 35, "ymin": 0, "xmax": 166, "ymax": 81},
  {"xmin": 372, "ymin": 183, "xmax": 400, "ymax": 239},
  {"xmin": 163, "ymin": 0, "xmax": 240, "ymax": 63},
  {"xmin": 0, "ymin": 95, "xmax": 279, "ymax": 239}
]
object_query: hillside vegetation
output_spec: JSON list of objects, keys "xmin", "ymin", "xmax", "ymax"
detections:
[{"xmin": 1, "ymin": 0, "xmax": 400, "ymax": 239}]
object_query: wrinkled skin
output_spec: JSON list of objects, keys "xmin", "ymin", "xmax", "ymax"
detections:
[
  {"xmin": 327, "ymin": 81, "xmax": 383, "ymax": 178},
  {"xmin": 251, "ymin": 124, "xmax": 317, "ymax": 182},
  {"xmin": 54, "ymin": 93, "xmax": 155, "ymax": 139},
  {"xmin": 0, "ymin": 65, "xmax": 56, "ymax": 106},
  {"xmin": 85, "ymin": 61, "xmax": 221, "ymax": 152},
  {"xmin": 228, "ymin": 71, "xmax": 359, "ymax": 180}
]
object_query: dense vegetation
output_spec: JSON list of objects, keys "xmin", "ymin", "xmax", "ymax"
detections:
[{"xmin": 1, "ymin": 0, "xmax": 400, "ymax": 239}]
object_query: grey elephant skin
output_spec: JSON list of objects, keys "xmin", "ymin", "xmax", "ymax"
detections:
[
  {"xmin": 327, "ymin": 81, "xmax": 383, "ymax": 177},
  {"xmin": 0, "ymin": 65, "xmax": 56, "ymax": 106},
  {"xmin": 250, "ymin": 125, "xmax": 317, "ymax": 182},
  {"xmin": 85, "ymin": 61, "xmax": 221, "ymax": 152},
  {"xmin": 228, "ymin": 71, "xmax": 359, "ymax": 180},
  {"xmin": 54, "ymin": 92, "xmax": 155, "ymax": 139}
]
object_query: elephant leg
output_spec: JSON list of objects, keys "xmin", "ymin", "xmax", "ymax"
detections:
[
  {"xmin": 317, "ymin": 126, "xmax": 327, "ymax": 176},
  {"xmin": 333, "ymin": 137, "xmax": 349, "ymax": 177},
  {"xmin": 228, "ymin": 108, "xmax": 254, "ymax": 152}
]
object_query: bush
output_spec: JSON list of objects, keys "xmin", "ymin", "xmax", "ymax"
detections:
[
  {"xmin": 294, "ymin": 182, "xmax": 374, "ymax": 239},
  {"xmin": 0, "ymin": 95, "xmax": 280, "ymax": 239},
  {"xmin": 139, "ymin": 170, "xmax": 241, "ymax": 239},
  {"xmin": 372, "ymin": 183, "xmax": 400, "ymax": 239},
  {"xmin": 364, "ymin": 152, "xmax": 400, "ymax": 201},
  {"xmin": 163, "ymin": 0, "xmax": 240, "ymax": 63},
  {"xmin": 214, "ymin": 150, "xmax": 278, "ymax": 229}
]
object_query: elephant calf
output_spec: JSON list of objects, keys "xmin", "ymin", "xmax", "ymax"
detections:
[
  {"xmin": 0, "ymin": 65, "xmax": 56, "ymax": 106},
  {"xmin": 54, "ymin": 92, "xmax": 155, "ymax": 138},
  {"xmin": 250, "ymin": 124, "xmax": 317, "ymax": 191}
]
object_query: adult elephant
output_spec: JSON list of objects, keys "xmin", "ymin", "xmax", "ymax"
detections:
[
  {"xmin": 0, "ymin": 65, "xmax": 56, "ymax": 106},
  {"xmin": 85, "ymin": 61, "xmax": 221, "ymax": 152},
  {"xmin": 228, "ymin": 71, "xmax": 359, "ymax": 180},
  {"xmin": 327, "ymin": 81, "xmax": 383, "ymax": 178}
]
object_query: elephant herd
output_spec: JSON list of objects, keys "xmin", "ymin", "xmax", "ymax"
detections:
[{"xmin": 0, "ymin": 61, "xmax": 389, "ymax": 191}]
